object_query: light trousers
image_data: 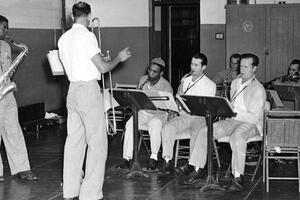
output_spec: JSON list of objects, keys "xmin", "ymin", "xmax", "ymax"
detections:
[
  {"xmin": 63, "ymin": 80, "xmax": 107, "ymax": 200},
  {"xmin": 161, "ymin": 114, "xmax": 206, "ymax": 161},
  {"xmin": 0, "ymin": 93, "xmax": 30, "ymax": 176},
  {"xmin": 123, "ymin": 110, "xmax": 167, "ymax": 160},
  {"xmin": 189, "ymin": 118, "xmax": 259, "ymax": 175}
]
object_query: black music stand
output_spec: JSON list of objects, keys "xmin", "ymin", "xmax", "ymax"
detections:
[
  {"xmin": 273, "ymin": 83, "xmax": 300, "ymax": 110},
  {"xmin": 180, "ymin": 95, "xmax": 235, "ymax": 192},
  {"xmin": 112, "ymin": 89, "xmax": 156, "ymax": 179}
]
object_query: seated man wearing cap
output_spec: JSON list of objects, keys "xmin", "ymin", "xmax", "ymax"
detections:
[{"xmin": 117, "ymin": 58, "xmax": 173, "ymax": 171}]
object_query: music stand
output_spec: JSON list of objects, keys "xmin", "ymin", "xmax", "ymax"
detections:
[
  {"xmin": 112, "ymin": 89, "xmax": 156, "ymax": 179},
  {"xmin": 273, "ymin": 83, "xmax": 300, "ymax": 110},
  {"xmin": 180, "ymin": 95, "xmax": 235, "ymax": 192}
]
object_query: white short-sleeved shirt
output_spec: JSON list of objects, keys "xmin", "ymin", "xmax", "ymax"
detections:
[
  {"xmin": 182, "ymin": 75, "xmax": 216, "ymax": 96},
  {"xmin": 58, "ymin": 23, "xmax": 101, "ymax": 82}
]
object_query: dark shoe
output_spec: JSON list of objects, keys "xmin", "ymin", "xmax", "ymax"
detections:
[
  {"xmin": 0, "ymin": 176, "xmax": 4, "ymax": 182},
  {"xmin": 116, "ymin": 158, "xmax": 130, "ymax": 169},
  {"xmin": 158, "ymin": 160, "xmax": 173, "ymax": 175},
  {"xmin": 183, "ymin": 168, "xmax": 206, "ymax": 185},
  {"xmin": 146, "ymin": 158, "xmax": 158, "ymax": 172},
  {"xmin": 175, "ymin": 163, "xmax": 193, "ymax": 175},
  {"xmin": 17, "ymin": 170, "xmax": 39, "ymax": 181},
  {"xmin": 229, "ymin": 176, "xmax": 243, "ymax": 191}
]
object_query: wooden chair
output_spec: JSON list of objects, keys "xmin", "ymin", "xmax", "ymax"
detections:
[
  {"xmin": 106, "ymin": 83, "xmax": 137, "ymax": 135},
  {"xmin": 263, "ymin": 110, "xmax": 300, "ymax": 192},
  {"xmin": 174, "ymin": 129, "xmax": 221, "ymax": 168}
]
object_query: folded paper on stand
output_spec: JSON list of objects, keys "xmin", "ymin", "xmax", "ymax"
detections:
[
  {"xmin": 103, "ymin": 89, "xmax": 119, "ymax": 112},
  {"xmin": 143, "ymin": 90, "xmax": 179, "ymax": 112},
  {"xmin": 47, "ymin": 50, "xmax": 65, "ymax": 75}
]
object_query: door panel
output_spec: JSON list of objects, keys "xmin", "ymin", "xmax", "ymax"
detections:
[
  {"xmin": 226, "ymin": 6, "xmax": 266, "ymax": 82},
  {"xmin": 169, "ymin": 6, "xmax": 200, "ymax": 91},
  {"xmin": 267, "ymin": 6, "xmax": 300, "ymax": 80}
]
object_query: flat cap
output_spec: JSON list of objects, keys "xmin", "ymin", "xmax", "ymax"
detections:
[{"xmin": 151, "ymin": 57, "xmax": 165, "ymax": 68}]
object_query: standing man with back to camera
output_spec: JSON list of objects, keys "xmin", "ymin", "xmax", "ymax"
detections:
[
  {"xmin": 58, "ymin": 2, "xmax": 131, "ymax": 200},
  {"xmin": 0, "ymin": 15, "xmax": 39, "ymax": 182}
]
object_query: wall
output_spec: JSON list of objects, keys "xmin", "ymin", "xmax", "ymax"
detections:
[
  {"xmin": 0, "ymin": 0, "xmax": 63, "ymax": 111},
  {"xmin": 200, "ymin": 0, "xmax": 300, "ymax": 78},
  {"xmin": 0, "ymin": 0, "xmax": 151, "ymax": 111},
  {"xmin": 200, "ymin": 0, "xmax": 227, "ymax": 79},
  {"xmin": 65, "ymin": 0, "xmax": 151, "ymax": 87}
]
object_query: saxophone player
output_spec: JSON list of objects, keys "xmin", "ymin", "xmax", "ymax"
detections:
[
  {"xmin": 159, "ymin": 53, "xmax": 216, "ymax": 175},
  {"xmin": 0, "ymin": 15, "xmax": 38, "ymax": 181}
]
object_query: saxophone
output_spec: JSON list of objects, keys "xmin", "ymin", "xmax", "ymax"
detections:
[{"xmin": 0, "ymin": 36, "xmax": 28, "ymax": 101}]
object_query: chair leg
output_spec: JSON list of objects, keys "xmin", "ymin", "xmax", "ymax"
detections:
[
  {"xmin": 251, "ymin": 143, "xmax": 263, "ymax": 182},
  {"xmin": 225, "ymin": 164, "xmax": 231, "ymax": 178},
  {"xmin": 297, "ymin": 152, "xmax": 300, "ymax": 193},
  {"xmin": 174, "ymin": 140, "xmax": 179, "ymax": 167},
  {"xmin": 263, "ymin": 148, "xmax": 266, "ymax": 183},
  {"xmin": 213, "ymin": 140, "xmax": 221, "ymax": 168},
  {"xmin": 138, "ymin": 135, "xmax": 142, "ymax": 153},
  {"xmin": 251, "ymin": 151, "xmax": 262, "ymax": 182},
  {"xmin": 266, "ymin": 153, "xmax": 269, "ymax": 193}
]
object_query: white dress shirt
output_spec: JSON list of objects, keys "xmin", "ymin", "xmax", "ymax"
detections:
[{"xmin": 58, "ymin": 23, "xmax": 101, "ymax": 82}]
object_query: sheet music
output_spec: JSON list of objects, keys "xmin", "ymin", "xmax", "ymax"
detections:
[
  {"xmin": 175, "ymin": 94, "xmax": 191, "ymax": 113},
  {"xmin": 47, "ymin": 50, "xmax": 65, "ymax": 75},
  {"xmin": 143, "ymin": 90, "xmax": 179, "ymax": 112},
  {"xmin": 103, "ymin": 89, "xmax": 119, "ymax": 112}
]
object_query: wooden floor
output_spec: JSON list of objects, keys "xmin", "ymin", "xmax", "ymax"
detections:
[{"xmin": 0, "ymin": 123, "xmax": 299, "ymax": 200}]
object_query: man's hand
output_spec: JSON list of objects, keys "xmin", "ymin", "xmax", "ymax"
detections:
[{"xmin": 118, "ymin": 47, "xmax": 131, "ymax": 62}]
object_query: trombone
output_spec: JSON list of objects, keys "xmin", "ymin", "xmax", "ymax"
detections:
[{"xmin": 91, "ymin": 17, "xmax": 117, "ymax": 136}]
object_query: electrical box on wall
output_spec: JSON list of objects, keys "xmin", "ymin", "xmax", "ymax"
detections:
[{"xmin": 215, "ymin": 33, "xmax": 224, "ymax": 40}]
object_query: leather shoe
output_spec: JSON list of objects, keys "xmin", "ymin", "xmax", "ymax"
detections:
[
  {"xmin": 229, "ymin": 176, "xmax": 243, "ymax": 191},
  {"xmin": 183, "ymin": 168, "xmax": 206, "ymax": 185},
  {"xmin": 146, "ymin": 158, "xmax": 158, "ymax": 172},
  {"xmin": 0, "ymin": 176, "xmax": 4, "ymax": 182},
  {"xmin": 116, "ymin": 158, "xmax": 130, "ymax": 169},
  {"xmin": 158, "ymin": 160, "xmax": 173, "ymax": 175},
  {"xmin": 175, "ymin": 163, "xmax": 193, "ymax": 175},
  {"xmin": 17, "ymin": 170, "xmax": 39, "ymax": 181}
]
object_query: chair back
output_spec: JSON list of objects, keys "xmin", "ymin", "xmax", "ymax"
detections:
[{"xmin": 265, "ymin": 110, "xmax": 300, "ymax": 149}]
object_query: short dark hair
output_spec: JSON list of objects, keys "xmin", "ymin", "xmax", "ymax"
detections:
[
  {"xmin": 72, "ymin": 2, "xmax": 91, "ymax": 18},
  {"xmin": 230, "ymin": 53, "xmax": 241, "ymax": 62},
  {"xmin": 0, "ymin": 15, "xmax": 8, "ymax": 24},
  {"xmin": 240, "ymin": 53, "xmax": 259, "ymax": 67},
  {"xmin": 290, "ymin": 59, "xmax": 300, "ymax": 67},
  {"xmin": 192, "ymin": 52, "xmax": 208, "ymax": 66}
]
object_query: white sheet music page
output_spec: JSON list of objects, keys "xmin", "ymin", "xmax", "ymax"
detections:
[
  {"xmin": 47, "ymin": 50, "xmax": 65, "ymax": 75},
  {"xmin": 175, "ymin": 94, "xmax": 191, "ymax": 113},
  {"xmin": 143, "ymin": 90, "xmax": 179, "ymax": 112},
  {"xmin": 103, "ymin": 89, "xmax": 119, "ymax": 112}
]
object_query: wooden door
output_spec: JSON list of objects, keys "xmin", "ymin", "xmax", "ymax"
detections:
[
  {"xmin": 266, "ymin": 5, "xmax": 300, "ymax": 81},
  {"xmin": 226, "ymin": 5, "xmax": 266, "ymax": 82}
]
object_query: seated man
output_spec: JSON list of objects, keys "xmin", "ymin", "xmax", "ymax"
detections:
[
  {"xmin": 117, "ymin": 58, "xmax": 173, "ymax": 171},
  {"xmin": 279, "ymin": 59, "xmax": 300, "ymax": 83},
  {"xmin": 213, "ymin": 53, "xmax": 241, "ymax": 85},
  {"xmin": 159, "ymin": 53, "xmax": 216, "ymax": 174},
  {"xmin": 185, "ymin": 53, "xmax": 266, "ymax": 191}
]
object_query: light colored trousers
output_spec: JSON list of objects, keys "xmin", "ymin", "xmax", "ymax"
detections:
[
  {"xmin": 63, "ymin": 81, "xmax": 107, "ymax": 200},
  {"xmin": 0, "ymin": 93, "xmax": 30, "ymax": 176},
  {"xmin": 161, "ymin": 114, "xmax": 206, "ymax": 161},
  {"xmin": 189, "ymin": 118, "xmax": 259, "ymax": 175},
  {"xmin": 123, "ymin": 110, "xmax": 167, "ymax": 160}
]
